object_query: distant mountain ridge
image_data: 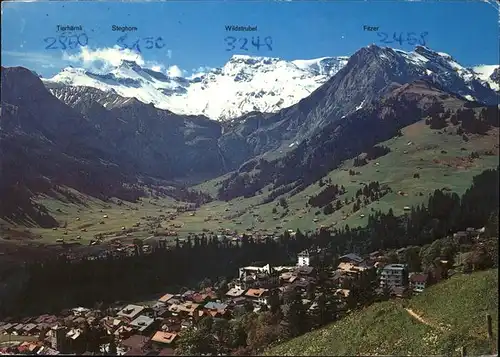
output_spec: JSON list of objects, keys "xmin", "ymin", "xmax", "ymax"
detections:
[
  {"xmin": 42, "ymin": 46, "xmax": 498, "ymax": 122},
  {"xmin": 43, "ymin": 55, "xmax": 350, "ymax": 121},
  {"xmin": 2, "ymin": 44, "xmax": 499, "ymax": 226}
]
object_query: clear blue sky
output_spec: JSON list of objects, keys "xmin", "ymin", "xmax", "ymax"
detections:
[{"xmin": 2, "ymin": 0, "xmax": 498, "ymax": 78}]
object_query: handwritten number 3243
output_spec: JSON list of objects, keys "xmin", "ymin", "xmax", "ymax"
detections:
[
  {"xmin": 225, "ymin": 36, "xmax": 273, "ymax": 51},
  {"xmin": 377, "ymin": 32, "xmax": 428, "ymax": 46}
]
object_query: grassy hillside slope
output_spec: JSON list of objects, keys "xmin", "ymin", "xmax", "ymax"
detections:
[
  {"xmin": 189, "ymin": 121, "xmax": 498, "ymax": 234},
  {"xmin": 265, "ymin": 269, "xmax": 498, "ymax": 356}
]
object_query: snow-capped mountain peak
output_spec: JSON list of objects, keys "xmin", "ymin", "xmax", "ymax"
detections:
[
  {"xmin": 364, "ymin": 45, "xmax": 499, "ymax": 104},
  {"xmin": 472, "ymin": 65, "xmax": 500, "ymax": 92},
  {"xmin": 292, "ymin": 56, "xmax": 350, "ymax": 76},
  {"xmin": 44, "ymin": 54, "xmax": 349, "ymax": 120}
]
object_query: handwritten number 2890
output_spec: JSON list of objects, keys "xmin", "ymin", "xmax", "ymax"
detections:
[
  {"xmin": 225, "ymin": 36, "xmax": 272, "ymax": 51},
  {"xmin": 44, "ymin": 33, "xmax": 88, "ymax": 50}
]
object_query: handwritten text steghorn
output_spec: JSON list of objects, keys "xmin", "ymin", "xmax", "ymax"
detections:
[{"xmin": 225, "ymin": 25, "xmax": 258, "ymax": 32}]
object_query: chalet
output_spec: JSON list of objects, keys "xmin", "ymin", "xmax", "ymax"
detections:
[
  {"xmin": 380, "ymin": 264, "xmax": 409, "ymax": 290},
  {"xmin": 297, "ymin": 249, "xmax": 320, "ymax": 267},
  {"xmin": 181, "ymin": 290, "xmax": 196, "ymax": 301},
  {"xmin": 18, "ymin": 341, "xmax": 41, "ymax": 354},
  {"xmin": 279, "ymin": 284, "xmax": 296, "ymax": 297},
  {"xmin": 279, "ymin": 271, "xmax": 298, "ymax": 285},
  {"xmin": 158, "ymin": 294, "xmax": 176, "ymax": 305},
  {"xmin": 301, "ymin": 299, "xmax": 313, "ymax": 309},
  {"xmin": 160, "ymin": 317, "xmax": 182, "ymax": 333},
  {"xmin": 20, "ymin": 317, "xmax": 34, "ymax": 324},
  {"xmin": 65, "ymin": 328, "xmax": 85, "ymax": 353},
  {"xmin": 369, "ymin": 251, "xmax": 381, "ymax": 259},
  {"xmin": 12, "ymin": 323, "xmax": 25, "ymax": 335},
  {"xmin": 1, "ymin": 322, "xmax": 15, "ymax": 334},
  {"xmin": 72, "ymin": 317, "xmax": 86, "ymax": 325},
  {"xmin": 22, "ymin": 323, "xmax": 38, "ymax": 335},
  {"xmin": 129, "ymin": 315, "xmax": 155, "ymax": 334},
  {"xmin": 120, "ymin": 334, "xmax": 148, "ymax": 353},
  {"xmin": 203, "ymin": 301, "xmax": 230, "ymax": 318},
  {"xmin": 227, "ymin": 296, "xmax": 247, "ymax": 307},
  {"xmin": 71, "ymin": 307, "xmax": 90, "ymax": 317},
  {"xmin": 35, "ymin": 346, "xmax": 60, "ymax": 355},
  {"xmin": 152, "ymin": 306, "xmax": 170, "ymax": 319},
  {"xmin": 168, "ymin": 302, "xmax": 201, "ymax": 317},
  {"xmin": 308, "ymin": 301, "xmax": 319, "ymax": 313},
  {"xmin": 334, "ymin": 289, "xmax": 350, "ymax": 300},
  {"xmin": 327, "ymin": 270, "xmax": 344, "ymax": 287},
  {"xmin": 190, "ymin": 291, "xmax": 215, "ymax": 304},
  {"xmin": 117, "ymin": 305, "xmax": 145, "ymax": 320},
  {"xmin": 151, "ymin": 331, "xmax": 177, "ymax": 348},
  {"xmin": 101, "ymin": 317, "xmax": 123, "ymax": 334},
  {"xmin": 295, "ymin": 265, "xmax": 315, "ymax": 277},
  {"xmin": 245, "ymin": 288, "xmax": 270, "ymax": 306},
  {"xmin": 292, "ymin": 279, "xmax": 312, "ymax": 294},
  {"xmin": 34, "ymin": 315, "xmax": 51, "ymax": 324},
  {"xmin": 114, "ymin": 325, "xmax": 134, "ymax": 339},
  {"xmin": 49, "ymin": 325, "xmax": 68, "ymax": 353},
  {"xmin": 409, "ymin": 273, "xmax": 428, "ymax": 294},
  {"xmin": 338, "ymin": 253, "xmax": 364, "ymax": 265},
  {"xmin": 238, "ymin": 264, "xmax": 272, "ymax": 280},
  {"xmin": 337, "ymin": 262, "xmax": 371, "ymax": 278},
  {"xmin": 226, "ymin": 286, "xmax": 246, "ymax": 298},
  {"xmin": 453, "ymin": 231, "xmax": 471, "ymax": 243},
  {"xmin": 180, "ymin": 319, "xmax": 192, "ymax": 330}
]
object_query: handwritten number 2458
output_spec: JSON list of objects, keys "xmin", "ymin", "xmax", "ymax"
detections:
[
  {"xmin": 377, "ymin": 32, "xmax": 428, "ymax": 46},
  {"xmin": 225, "ymin": 36, "xmax": 273, "ymax": 51}
]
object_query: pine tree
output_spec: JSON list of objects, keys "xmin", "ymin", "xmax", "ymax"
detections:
[{"xmin": 108, "ymin": 335, "xmax": 117, "ymax": 355}]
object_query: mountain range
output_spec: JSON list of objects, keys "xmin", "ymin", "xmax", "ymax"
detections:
[
  {"xmin": 42, "ymin": 46, "xmax": 498, "ymax": 122},
  {"xmin": 43, "ymin": 55, "xmax": 349, "ymax": 121},
  {"xmin": 1, "ymin": 44, "xmax": 499, "ymax": 226}
]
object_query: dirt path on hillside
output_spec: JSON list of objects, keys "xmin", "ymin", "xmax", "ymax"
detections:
[{"xmin": 405, "ymin": 308, "xmax": 447, "ymax": 331}]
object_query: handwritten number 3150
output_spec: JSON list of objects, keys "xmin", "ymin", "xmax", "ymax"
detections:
[
  {"xmin": 377, "ymin": 32, "xmax": 428, "ymax": 46},
  {"xmin": 225, "ymin": 36, "xmax": 273, "ymax": 51},
  {"xmin": 116, "ymin": 35, "xmax": 165, "ymax": 53}
]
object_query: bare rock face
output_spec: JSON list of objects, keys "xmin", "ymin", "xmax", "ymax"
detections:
[{"xmin": 490, "ymin": 67, "xmax": 500, "ymax": 84}]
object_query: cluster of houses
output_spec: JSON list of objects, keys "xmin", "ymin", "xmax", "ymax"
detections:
[{"xmin": 1, "ymin": 244, "xmax": 445, "ymax": 356}]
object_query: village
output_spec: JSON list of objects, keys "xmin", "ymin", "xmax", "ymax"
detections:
[{"xmin": 2, "ymin": 226, "xmax": 486, "ymax": 356}]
